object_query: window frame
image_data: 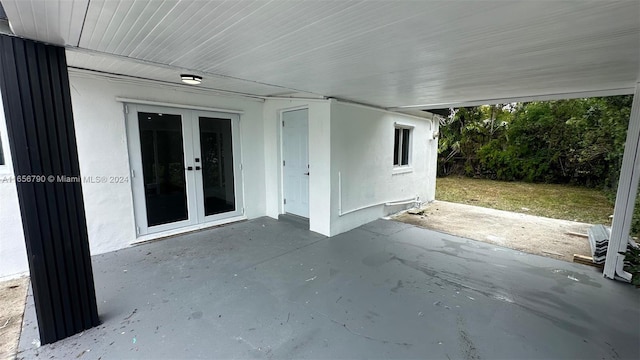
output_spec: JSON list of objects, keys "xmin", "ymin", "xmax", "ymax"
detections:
[{"xmin": 393, "ymin": 123, "xmax": 414, "ymax": 173}]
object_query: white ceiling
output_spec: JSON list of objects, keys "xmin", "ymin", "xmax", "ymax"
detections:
[{"xmin": 2, "ymin": 0, "xmax": 639, "ymax": 108}]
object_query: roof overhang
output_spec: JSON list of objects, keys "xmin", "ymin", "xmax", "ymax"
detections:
[{"xmin": 1, "ymin": 0, "xmax": 638, "ymax": 108}]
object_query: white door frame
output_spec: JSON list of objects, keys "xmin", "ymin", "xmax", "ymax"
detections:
[
  {"xmin": 126, "ymin": 103, "xmax": 244, "ymax": 236},
  {"xmin": 279, "ymin": 106, "xmax": 310, "ymax": 218},
  {"xmin": 126, "ymin": 104, "xmax": 196, "ymax": 235},
  {"xmin": 191, "ymin": 110, "xmax": 244, "ymax": 223}
]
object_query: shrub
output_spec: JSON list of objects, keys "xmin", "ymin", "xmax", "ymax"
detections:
[{"xmin": 624, "ymin": 246, "xmax": 640, "ymax": 287}]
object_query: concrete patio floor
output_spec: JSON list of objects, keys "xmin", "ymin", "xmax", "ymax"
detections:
[{"xmin": 17, "ymin": 217, "xmax": 640, "ymax": 359}]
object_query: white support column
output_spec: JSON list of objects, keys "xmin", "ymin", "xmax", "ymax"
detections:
[{"xmin": 604, "ymin": 83, "xmax": 640, "ymax": 280}]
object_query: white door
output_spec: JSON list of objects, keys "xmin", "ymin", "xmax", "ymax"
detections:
[
  {"xmin": 126, "ymin": 104, "xmax": 243, "ymax": 235},
  {"xmin": 191, "ymin": 111, "xmax": 244, "ymax": 223},
  {"xmin": 282, "ymin": 109, "xmax": 309, "ymax": 218}
]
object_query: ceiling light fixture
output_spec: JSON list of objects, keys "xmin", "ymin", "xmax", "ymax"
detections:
[{"xmin": 180, "ymin": 74, "xmax": 202, "ymax": 85}]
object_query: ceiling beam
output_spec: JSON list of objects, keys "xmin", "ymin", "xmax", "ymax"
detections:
[{"xmin": 388, "ymin": 88, "xmax": 636, "ymax": 110}]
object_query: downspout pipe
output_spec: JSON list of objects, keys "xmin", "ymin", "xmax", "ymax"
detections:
[{"xmin": 338, "ymin": 171, "xmax": 421, "ymax": 217}]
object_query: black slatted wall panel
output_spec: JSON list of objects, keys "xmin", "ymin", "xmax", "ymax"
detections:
[{"xmin": 0, "ymin": 35, "xmax": 99, "ymax": 344}]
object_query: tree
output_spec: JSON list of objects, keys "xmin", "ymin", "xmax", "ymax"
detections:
[{"xmin": 436, "ymin": 96, "xmax": 637, "ymax": 233}]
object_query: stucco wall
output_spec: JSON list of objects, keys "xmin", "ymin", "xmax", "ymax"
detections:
[
  {"xmin": 261, "ymin": 99, "xmax": 439, "ymax": 237},
  {"xmin": 0, "ymin": 72, "xmax": 268, "ymax": 278},
  {"xmin": 68, "ymin": 72, "xmax": 267, "ymax": 255},
  {"xmin": 329, "ymin": 101, "xmax": 438, "ymax": 236},
  {"xmin": 1, "ymin": 75, "xmax": 440, "ymax": 279},
  {"xmin": 0, "ymin": 92, "xmax": 29, "ymax": 280},
  {"xmin": 262, "ymin": 99, "xmax": 332, "ymax": 236}
]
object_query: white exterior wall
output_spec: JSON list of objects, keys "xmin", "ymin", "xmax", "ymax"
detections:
[
  {"xmin": 263, "ymin": 99, "xmax": 332, "ymax": 236},
  {"xmin": 0, "ymin": 72, "xmax": 267, "ymax": 278},
  {"xmin": 0, "ymin": 93, "xmax": 29, "ymax": 280},
  {"xmin": 329, "ymin": 101, "xmax": 438, "ymax": 236},
  {"xmin": 262, "ymin": 99, "xmax": 439, "ymax": 237},
  {"xmin": 68, "ymin": 72, "xmax": 266, "ymax": 255},
  {"xmin": 0, "ymin": 75, "xmax": 441, "ymax": 278}
]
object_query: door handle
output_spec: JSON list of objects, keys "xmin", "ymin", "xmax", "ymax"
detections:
[
  {"xmin": 304, "ymin": 172, "xmax": 309, "ymax": 176},
  {"xmin": 187, "ymin": 166, "xmax": 193, "ymax": 171},
  {"xmin": 195, "ymin": 166, "xmax": 201, "ymax": 170}
]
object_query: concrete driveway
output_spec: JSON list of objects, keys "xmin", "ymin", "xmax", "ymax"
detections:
[{"xmin": 17, "ymin": 217, "xmax": 639, "ymax": 359}]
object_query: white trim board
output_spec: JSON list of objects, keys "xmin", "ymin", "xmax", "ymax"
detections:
[
  {"xmin": 604, "ymin": 83, "xmax": 640, "ymax": 281},
  {"xmin": 392, "ymin": 88, "xmax": 635, "ymax": 110},
  {"xmin": 131, "ymin": 215, "xmax": 248, "ymax": 245},
  {"xmin": 331, "ymin": 98, "xmax": 435, "ymax": 123},
  {"xmin": 68, "ymin": 67, "xmax": 266, "ymax": 102},
  {"xmin": 116, "ymin": 97, "xmax": 245, "ymax": 114}
]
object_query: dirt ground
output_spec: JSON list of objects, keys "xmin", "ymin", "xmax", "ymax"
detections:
[
  {"xmin": 393, "ymin": 200, "xmax": 593, "ymax": 262},
  {"xmin": 0, "ymin": 277, "xmax": 28, "ymax": 360}
]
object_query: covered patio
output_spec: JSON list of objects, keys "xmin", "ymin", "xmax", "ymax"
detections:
[
  {"xmin": 0, "ymin": 0, "xmax": 638, "ymax": 352},
  {"xmin": 17, "ymin": 218, "xmax": 640, "ymax": 359}
]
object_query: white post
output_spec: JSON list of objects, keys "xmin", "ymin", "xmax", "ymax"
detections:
[{"xmin": 604, "ymin": 84, "xmax": 640, "ymax": 280}]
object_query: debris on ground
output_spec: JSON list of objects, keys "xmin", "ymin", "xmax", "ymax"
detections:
[
  {"xmin": 587, "ymin": 225, "xmax": 609, "ymax": 264},
  {"xmin": 0, "ymin": 277, "xmax": 29, "ymax": 359},
  {"xmin": 393, "ymin": 201, "xmax": 591, "ymax": 263}
]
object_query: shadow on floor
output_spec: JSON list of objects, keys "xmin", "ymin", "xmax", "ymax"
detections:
[{"xmin": 18, "ymin": 217, "xmax": 640, "ymax": 359}]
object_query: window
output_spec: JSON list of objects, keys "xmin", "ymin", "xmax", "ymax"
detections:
[{"xmin": 394, "ymin": 126, "xmax": 411, "ymax": 166}]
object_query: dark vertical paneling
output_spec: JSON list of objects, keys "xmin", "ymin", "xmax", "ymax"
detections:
[
  {"xmin": 57, "ymin": 49, "xmax": 100, "ymax": 327},
  {"xmin": 0, "ymin": 35, "xmax": 99, "ymax": 344}
]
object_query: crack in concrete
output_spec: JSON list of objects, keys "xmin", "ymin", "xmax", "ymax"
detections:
[
  {"xmin": 329, "ymin": 318, "xmax": 412, "ymax": 348},
  {"xmin": 282, "ymin": 298, "xmax": 412, "ymax": 348},
  {"xmin": 457, "ymin": 315, "xmax": 481, "ymax": 360}
]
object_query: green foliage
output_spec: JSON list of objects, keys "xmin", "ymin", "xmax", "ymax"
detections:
[
  {"xmin": 624, "ymin": 193, "xmax": 640, "ymax": 287},
  {"xmin": 623, "ymin": 246, "xmax": 640, "ymax": 287},
  {"xmin": 437, "ymin": 96, "xmax": 638, "ymax": 234},
  {"xmin": 438, "ymin": 105, "xmax": 510, "ymax": 177},
  {"xmin": 633, "ymin": 194, "xmax": 640, "ymax": 239}
]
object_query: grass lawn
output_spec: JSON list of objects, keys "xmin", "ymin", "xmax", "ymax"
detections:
[{"xmin": 436, "ymin": 176, "xmax": 614, "ymax": 225}]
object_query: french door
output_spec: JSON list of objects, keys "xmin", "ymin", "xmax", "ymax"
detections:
[{"xmin": 126, "ymin": 104, "xmax": 243, "ymax": 235}]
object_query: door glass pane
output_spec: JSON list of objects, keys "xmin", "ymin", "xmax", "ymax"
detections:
[
  {"xmin": 199, "ymin": 117, "xmax": 235, "ymax": 216},
  {"xmin": 138, "ymin": 112, "xmax": 188, "ymax": 226}
]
